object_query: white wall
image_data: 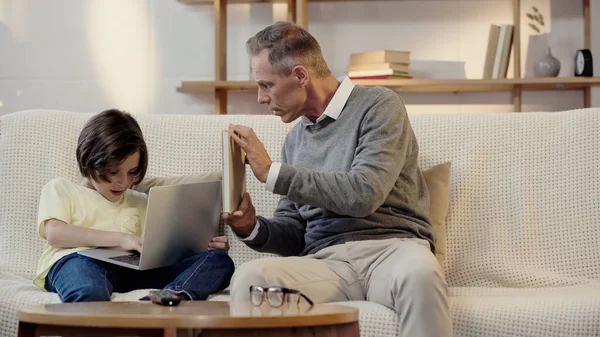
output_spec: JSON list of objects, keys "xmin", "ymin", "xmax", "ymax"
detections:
[
  {"xmin": 592, "ymin": 0, "xmax": 600, "ymax": 107},
  {"xmin": 0, "ymin": 0, "xmax": 597, "ymax": 116}
]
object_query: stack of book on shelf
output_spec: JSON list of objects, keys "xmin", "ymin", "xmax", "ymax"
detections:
[
  {"xmin": 483, "ymin": 24, "xmax": 514, "ymax": 79},
  {"xmin": 346, "ymin": 49, "xmax": 411, "ymax": 79}
]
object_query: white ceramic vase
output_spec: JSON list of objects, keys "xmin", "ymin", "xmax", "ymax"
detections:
[{"xmin": 534, "ymin": 47, "xmax": 561, "ymax": 77}]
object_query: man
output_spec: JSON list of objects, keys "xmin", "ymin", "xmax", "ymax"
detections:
[{"xmin": 222, "ymin": 21, "xmax": 451, "ymax": 337}]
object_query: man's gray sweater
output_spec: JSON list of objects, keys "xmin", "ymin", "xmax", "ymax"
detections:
[{"xmin": 246, "ymin": 85, "xmax": 434, "ymax": 256}]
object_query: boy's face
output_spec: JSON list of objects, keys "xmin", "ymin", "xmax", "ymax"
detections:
[{"xmin": 90, "ymin": 151, "xmax": 141, "ymax": 202}]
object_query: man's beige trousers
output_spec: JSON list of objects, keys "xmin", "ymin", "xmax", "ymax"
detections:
[{"xmin": 231, "ymin": 237, "xmax": 452, "ymax": 337}]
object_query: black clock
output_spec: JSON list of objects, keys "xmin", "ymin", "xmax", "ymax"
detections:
[{"xmin": 574, "ymin": 49, "xmax": 593, "ymax": 77}]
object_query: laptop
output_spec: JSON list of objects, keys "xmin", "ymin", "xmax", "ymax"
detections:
[{"xmin": 78, "ymin": 180, "xmax": 222, "ymax": 270}]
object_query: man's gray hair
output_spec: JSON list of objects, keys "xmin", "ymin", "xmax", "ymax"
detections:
[{"xmin": 246, "ymin": 21, "xmax": 330, "ymax": 78}]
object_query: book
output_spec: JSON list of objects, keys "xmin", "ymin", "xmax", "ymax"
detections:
[
  {"xmin": 349, "ymin": 75, "xmax": 412, "ymax": 79},
  {"xmin": 492, "ymin": 25, "xmax": 506, "ymax": 79},
  {"xmin": 346, "ymin": 62, "xmax": 409, "ymax": 73},
  {"xmin": 349, "ymin": 50, "xmax": 410, "ymax": 66},
  {"xmin": 483, "ymin": 24, "xmax": 501, "ymax": 79},
  {"xmin": 482, "ymin": 24, "xmax": 513, "ymax": 79},
  {"xmin": 348, "ymin": 69, "xmax": 410, "ymax": 77},
  {"xmin": 222, "ymin": 130, "xmax": 246, "ymax": 213},
  {"xmin": 497, "ymin": 25, "xmax": 513, "ymax": 79}
]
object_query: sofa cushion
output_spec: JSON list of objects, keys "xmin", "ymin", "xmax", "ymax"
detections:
[
  {"xmin": 449, "ymin": 285, "xmax": 600, "ymax": 337},
  {"xmin": 207, "ymin": 285, "xmax": 600, "ymax": 337},
  {"xmin": 422, "ymin": 162, "xmax": 451, "ymax": 272}
]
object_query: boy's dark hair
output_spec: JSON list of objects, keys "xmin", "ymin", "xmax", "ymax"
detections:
[{"xmin": 76, "ymin": 109, "xmax": 148, "ymax": 185}]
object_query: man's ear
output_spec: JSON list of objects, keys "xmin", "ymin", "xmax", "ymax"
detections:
[{"xmin": 292, "ymin": 65, "xmax": 309, "ymax": 87}]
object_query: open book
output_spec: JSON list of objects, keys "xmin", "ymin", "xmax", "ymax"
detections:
[{"xmin": 222, "ymin": 130, "xmax": 246, "ymax": 213}]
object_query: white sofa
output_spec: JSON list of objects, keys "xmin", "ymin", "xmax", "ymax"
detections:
[{"xmin": 1, "ymin": 108, "xmax": 600, "ymax": 337}]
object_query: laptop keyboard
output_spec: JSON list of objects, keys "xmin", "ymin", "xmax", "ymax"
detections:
[{"xmin": 109, "ymin": 253, "xmax": 140, "ymax": 266}]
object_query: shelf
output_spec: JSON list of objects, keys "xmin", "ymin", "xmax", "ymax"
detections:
[
  {"xmin": 177, "ymin": 77, "xmax": 600, "ymax": 94},
  {"xmin": 178, "ymin": 0, "xmax": 397, "ymax": 3},
  {"xmin": 178, "ymin": 81, "xmax": 258, "ymax": 93},
  {"xmin": 177, "ymin": 0, "xmax": 593, "ymax": 113}
]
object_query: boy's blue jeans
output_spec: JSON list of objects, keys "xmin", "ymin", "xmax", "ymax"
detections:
[{"xmin": 45, "ymin": 250, "xmax": 235, "ymax": 302}]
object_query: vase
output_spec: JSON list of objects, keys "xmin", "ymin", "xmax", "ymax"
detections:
[{"xmin": 534, "ymin": 48, "xmax": 561, "ymax": 77}]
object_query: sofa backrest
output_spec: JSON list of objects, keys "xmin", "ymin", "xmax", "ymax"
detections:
[
  {"xmin": 1, "ymin": 108, "xmax": 599, "ymax": 288},
  {"xmin": 410, "ymin": 108, "xmax": 600, "ymax": 288},
  {"xmin": 0, "ymin": 110, "xmax": 293, "ymax": 280}
]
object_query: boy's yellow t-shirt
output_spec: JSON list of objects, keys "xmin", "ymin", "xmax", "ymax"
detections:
[{"xmin": 33, "ymin": 177, "xmax": 148, "ymax": 290}]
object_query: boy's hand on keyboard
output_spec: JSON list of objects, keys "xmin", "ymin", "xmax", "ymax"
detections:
[
  {"xmin": 119, "ymin": 233, "xmax": 142, "ymax": 253},
  {"xmin": 208, "ymin": 235, "xmax": 229, "ymax": 253}
]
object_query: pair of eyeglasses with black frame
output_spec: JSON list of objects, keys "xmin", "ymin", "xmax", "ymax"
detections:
[{"xmin": 249, "ymin": 285, "xmax": 314, "ymax": 308}]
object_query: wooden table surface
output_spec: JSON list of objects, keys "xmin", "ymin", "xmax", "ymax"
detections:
[{"xmin": 18, "ymin": 301, "xmax": 360, "ymax": 337}]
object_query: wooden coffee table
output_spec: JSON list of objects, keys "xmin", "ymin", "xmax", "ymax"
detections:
[{"xmin": 17, "ymin": 300, "xmax": 360, "ymax": 337}]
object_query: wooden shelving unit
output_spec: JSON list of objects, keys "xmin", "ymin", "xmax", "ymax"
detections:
[
  {"xmin": 179, "ymin": 0, "xmax": 397, "ymax": 4},
  {"xmin": 179, "ymin": 77, "xmax": 600, "ymax": 94},
  {"xmin": 177, "ymin": 0, "xmax": 597, "ymax": 114}
]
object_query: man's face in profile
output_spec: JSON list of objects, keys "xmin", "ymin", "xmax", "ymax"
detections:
[{"xmin": 252, "ymin": 50, "xmax": 307, "ymax": 123}]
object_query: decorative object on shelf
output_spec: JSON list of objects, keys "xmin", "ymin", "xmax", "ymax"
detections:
[
  {"xmin": 534, "ymin": 48, "xmax": 561, "ymax": 77},
  {"xmin": 525, "ymin": 6, "xmax": 557, "ymax": 78},
  {"xmin": 525, "ymin": 33, "xmax": 547, "ymax": 77},
  {"xmin": 526, "ymin": 6, "xmax": 544, "ymax": 33},
  {"xmin": 574, "ymin": 49, "xmax": 593, "ymax": 77}
]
